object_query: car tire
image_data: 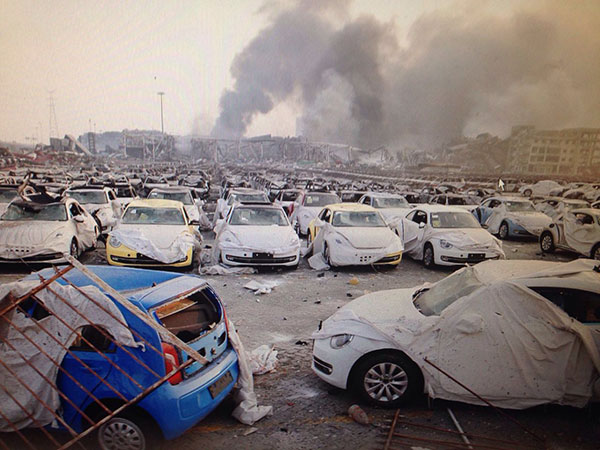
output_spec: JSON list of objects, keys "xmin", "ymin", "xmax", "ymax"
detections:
[
  {"xmin": 540, "ymin": 231, "xmax": 555, "ymax": 253},
  {"xmin": 591, "ymin": 243, "xmax": 600, "ymax": 260},
  {"xmin": 351, "ymin": 351, "xmax": 423, "ymax": 408},
  {"xmin": 498, "ymin": 221, "xmax": 509, "ymax": 240},
  {"xmin": 70, "ymin": 238, "xmax": 79, "ymax": 258},
  {"xmin": 523, "ymin": 189, "xmax": 532, "ymax": 197},
  {"xmin": 97, "ymin": 415, "xmax": 158, "ymax": 450},
  {"xmin": 423, "ymin": 243, "xmax": 435, "ymax": 268},
  {"xmin": 323, "ymin": 242, "xmax": 332, "ymax": 266}
]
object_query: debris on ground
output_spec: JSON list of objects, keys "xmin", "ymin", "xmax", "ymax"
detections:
[
  {"xmin": 248, "ymin": 345, "xmax": 278, "ymax": 375},
  {"xmin": 244, "ymin": 279, "xmax": 280, "ymax": 294},
  {"xmin": 348, "ymin": 277, "xmax": 359, "ymax": 285},
  {"xmin": 308, "ymin": 253, "xmax": 330, "ymax": 271},
  {"xmin": 200, "ymin": 264, "xmax": 256, "ymax": 275},
  {"xmin": 348, "ymin": 404, "xmax": 370, "ymax": 425}
]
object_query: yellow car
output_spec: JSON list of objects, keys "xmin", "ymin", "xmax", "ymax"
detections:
[
  {"xmin": 308, "ymin": 203, "xmax": 403, "ymax": 267},
  {"xmin": 106, "ymin": 199, "xmax": 199, "ymax": 268}
]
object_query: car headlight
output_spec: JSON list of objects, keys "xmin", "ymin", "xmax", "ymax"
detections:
[
  {"xmin": 108, "ymin": 236, "xmax": 122, "ymax": 248},
  {"xmin": 440, "ymin": 239, "xmax": 453, "ymax": 249},
  {"xmin": 330, "ymin": 334, "xmax": 353, "ymax": 349}
]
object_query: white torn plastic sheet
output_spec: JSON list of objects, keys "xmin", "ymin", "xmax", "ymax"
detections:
[
  {"xmin": 226, "ymin": 320, "xmax": 273, "ymax": 425},
  {"xmin": 308, "ymin": 253, "xmax": 330, "ymax": 271},
  {"xmin": 398, "ymin": 218, "xmax": 504, "ymax": 261},
  {"xmin": 198, "ymin": 208, "xmax": 212, "ymax": 230},
  {"xmin": 311, "ymin": 220, "xmax": 403, "ymax": 267},
  {"xmin": 244, "ymin": 280, "xmax": 280, "ymax": 295},
  {"xmin": 248, "ymin": 345, "xmax": 278, "ymax": 375},
  {"xmin": 110, "ymin": 228, "xmax": 197, "ymax": 264},
  {"xmin": 561, "ymin": 212, "xmax": 600, "ymax": 256},
  {"xmin": 199, "ymin": 264, "xmax": 256, "ymax": 275},
  {"xmin": 0, "ymin": 280, "xmax": 139, "ymax": 431},
  {"xmin": 485, "ymin": 204, "xmax": 552, "ymax": 236},
  {"xmin": 313, "ymin": 259, "xmax": 600, "ymax": 409}
]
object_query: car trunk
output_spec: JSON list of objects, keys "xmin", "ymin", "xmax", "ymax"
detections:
[{"xmin": 152, "ymin": 286, "xmax": 228, "ymax": 378}]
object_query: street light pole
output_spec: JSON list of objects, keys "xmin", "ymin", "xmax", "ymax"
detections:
[{"xmin": 157, "ymin": 91, "xmax": 165, "ymax": 134}]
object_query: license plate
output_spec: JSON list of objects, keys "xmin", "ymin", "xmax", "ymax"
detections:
[
  {"xmin": 468, "ymin": 253, "xmax": 485, "ymax": 260},
  {"xmin": 253, "ymin": 252, "xmax": 273, "ymax": 259},
  {"xmin": 208, "ymin": 371, "xmax": 233, "ymax": 398}
]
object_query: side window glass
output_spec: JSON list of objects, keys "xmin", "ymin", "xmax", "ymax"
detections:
[
  {"xmin": 70, "ymin": 325, "xmax": 115, "ymax": 352},
  {"xmin": 530, "ymin": 287, "xmax": 600, "ymax": 324}
]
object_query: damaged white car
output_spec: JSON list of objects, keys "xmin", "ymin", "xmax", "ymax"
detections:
[
  {"xmin": 398, "ymin": 205, "xmax": 504, "ymax": 268},
  {"xmin": 312, "ymin": 259, "xmax": 600, "ymax": 409},
  {"xmin": 148, "ymin": 186, "xmax": 210, "ymax": 229},
  {"xmin": 291, "ymin": 191, "xmax": 341, "ymax": 236},
  {"xmin": 474, "ymin": 196, "xmax": 552, "ymax": 239},
  {"xmin": 540, "ymin": 208, "xmax": 600, "ymax": 260},
  {"xmin": 65, "ymin": 186, "xmax": 122, "ymax": 235},
  {"xmin": 357, "ymin": 192, "xmax": 413, "ymax": 224},
  {"xmin": 215, "ymin": 203, "xmax": 300, "ymax": 267},
  {"xmin": 0, "ymin": 198, "xmax": 98, "ymax": 263},
  {"xmin": 106, "ymin": 199, "xmax": 200, "ymax": 268},
  {"xmin": 308, "ymin": 203, "xmax": 403, "ymax": 267}
]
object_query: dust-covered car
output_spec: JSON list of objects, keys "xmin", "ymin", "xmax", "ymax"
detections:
[
  {"xmin": 291, "ymin": 191, "xmax": 341, "ymax": 236},
  {"xmin": 357, "ymin": 192, "xmax": 413, "ymax": 224},
  {"xmin": 312, "ymin": 259, "xmax": 600, "ymax": 409},
  {"xmin": 106, "ymin": 199, "xmax": 200, "ymax": 268},
  {"xmin": 534, "ymin": 197, "xmax": 591, "ymax": 219},
  {"xmin": 540, "ymin": 208, "xmax": 600, "ymax": 260},
  {"xmin": 308, "ymin": 203, "xmax": 403, "ymax": 267},
  {"xmin": 0, "ymin": 198, "xmax": 98, "ymax": 263},
  {"xmin": 64, "ymin": 186, "xmax": 122, "ymax": 235},
  {"xmin": 397, "ymin": 205, "xmax": 504, "ymax": 268},
  {"xmin": 474, "ymin": 196, "xmax": 552, "ymax": 239},
  {"xmin": 215, "ymin": 203, "xmax": 300, "ymax": 267}
]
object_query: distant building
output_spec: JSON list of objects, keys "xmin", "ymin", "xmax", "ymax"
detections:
[{"xmin": 508, "ymin": 126, "xmax": 600, "ymax": 176}]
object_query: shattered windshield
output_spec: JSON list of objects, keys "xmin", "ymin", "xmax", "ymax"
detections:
[
  {"xmin": 505, "ymin": 201, "xmax": 536, "ymax": 212},
  {"xmin": 430, "ymin": 212, "xmax": 480, "ymax": 228},
  {"xmin": 373, "ymin": 197, "xmax": 409, "ymax": 208},
  {"xmin": 148, "ymin": 191, "xmax": 193, "ymax": 205},
  {"xmin": 413, "ymin": 266, "xmax": 483, "ymax": 316},
  {"xmin": 229, "ymin": 208, "xmax": 289, "ymax": 226},
  {"xmin": 122, "ymin": 206, "xmax": 185, "ymax": 225},
  {"xmin": 230, "ymin": 193, "xmax": 269, "ymax": 204},
  {"xmin": 2, "ymin": 203, "xmax": 67, "ymax": 221},
  {"xmin": 331, "ymin": 211, "xmax": 386, "ymax": 227},
  {"xmin": 304, "ymin": 193, "xmax": 340, "ymax": 207},
  {"xmin": 68, "ymin": 191, "xmax": 107, "ymax": 204}
]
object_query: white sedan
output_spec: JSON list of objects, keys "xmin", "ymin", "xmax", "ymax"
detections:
[
  {"xmin": 0, "ymin": 198, "xmax": 98, "ymax": 263},
  {"xmin": 540, "ymin": 208, "xmax": 600, "ymax": 260},
  {"xmin": 398, "ymin": 205, "xmax": 504, "ymax": 268},
  {"xmin": 290, "ymin": 191, "xmax": 341, "ymax": 236},
  {"xmin": 312, "ymin": 259, "xmax": 600, "ymax": 409},
  {"xmin": 215, "ymin": 204, "xmax": 300, "ymax": 267},
  {"xmin": 357, "ymin": 192, "xmax": 413, "ymax": 224}
]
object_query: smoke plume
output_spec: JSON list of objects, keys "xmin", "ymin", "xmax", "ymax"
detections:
[{"xmin": 212, "ymin": 1, "xmax": 600, "ymax": 149}]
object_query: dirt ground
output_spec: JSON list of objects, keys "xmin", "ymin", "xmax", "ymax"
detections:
[{"xmin": 1, "ymin": 235, "xmax": 598, "ymax": 449}]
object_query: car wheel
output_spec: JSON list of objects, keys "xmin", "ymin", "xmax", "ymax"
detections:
[
  {"xmin": 498, "ymin": 221, "xmax": 509, "ymax": 240},
  {"xmin": 423, "ymin": 243, "xmax": 435, "ymax": 268},
  {"xmin": 591, "ymin": 243, "xmax": 600, "ymax": 260},
  {"xmin": 523, "ymin": 189, "xmax": 532, "ymax": 197},
  {"xmin": 540, "ymin": 231, "xmax": 555, "ymax": 253},
  {"xmin": 351, "ymin": 352, "xmax": 423, "ymax": 408},
  {"xmin": 323, "ymin": 242, "xmax": 332, "ymax": 266},
  {"xmin": 98, "ymin": 416, "xmax": 148, "ymax": 450},
  {"xmin": 70, "ymin": 239, "xmax": 79, "ymax": 258}
]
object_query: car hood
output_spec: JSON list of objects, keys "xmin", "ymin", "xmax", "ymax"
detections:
[
  {"xmin": 221, "ymin": 225, "xmax": 298, "ymax": 250},
  {"xmin": 335, "ymin": 226, "xmax": 398, "ymax": 249},
  {"xmin": 432, "ymin": 227, "xmax": 500, "ymax": 250},
  {"xmin": 116, "ymin": 223, "xmax": 190, "ymax": 249},
  {"xmin": 0, "ymin": 221, "xmax": 68, "ymax": 246}
]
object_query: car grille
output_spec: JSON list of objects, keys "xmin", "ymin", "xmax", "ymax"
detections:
[
  {"xmin": 226, "ymin": 255, "xmax": 296, "ymax": 264},
  {"xmin": 313, "ymin": 356, "xmax": 333, "ymax": 375}
]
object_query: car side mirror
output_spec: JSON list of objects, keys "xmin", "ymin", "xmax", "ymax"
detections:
[
  {"xmin": 482, "ymin": 224, "xmax": 489, "ymax": 229},
  {"xmin": 418, "ymin": 222, "xmax": 426, "ymax": 229}
]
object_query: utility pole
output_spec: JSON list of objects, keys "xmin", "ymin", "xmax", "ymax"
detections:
[
  {"xmin": 157, "ymin": 91, "xmax": 165, "ymax": 134},
  {"xmin": 48, "ymin": 90, "xmax": 59, "ymax": 141}
]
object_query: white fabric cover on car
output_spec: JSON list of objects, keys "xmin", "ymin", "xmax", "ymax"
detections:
[
  {"xmin": 561, "ymin": 212, "xmax": 600, "ymax": 256},
  {"xmin": 313, "ymin": 259, "xmax": 600, "ymax": 409},
  {"xmin": 0, "ymin": 280, "xmax": 139, "ymax": 431},
  {"xmin": 110, "ymin": 229, "xmax": 197, "ymax": 264},
  {"xmin": 485, "ymin": 204, "xmax": 551, "ymax": 236}
]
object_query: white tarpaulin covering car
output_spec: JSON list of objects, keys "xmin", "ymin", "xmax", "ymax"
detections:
[
  {"xmin": 0, "ymin": 198, "xmax": 98, "ymax": 263},
  {"xmin": 540, "ymin": 209, "xmax": 600, "ymax": 260},
  {"xmin": 397, "ymin": 205, "xmax": 504, "ymax": 268},
  {"xmin": 478, "ymin": 198, "xmax": 552, "ymax": 239},
  {"xmin": 0, "ymin": 280, "xmax": 139, "ymax": 431},
  {"xmin": 214, "ymin": 203, "xmax": 300, "ymax": 267},
  {"xmin": 312, "ymin": 259, "xmax": 600, "ymax": 410}
]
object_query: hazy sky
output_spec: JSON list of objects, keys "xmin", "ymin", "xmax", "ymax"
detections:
[
  {"xmin": 0, "ymin": 0, "xmax": 470, "ymax": 143},
  {"xmin": 2, "ymin": 0, "xmax": 592, "ymax": 147}
]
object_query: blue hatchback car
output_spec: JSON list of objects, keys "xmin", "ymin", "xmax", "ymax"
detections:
[{"xmin": 27, "ymin": 265, "xmax": 239, "ymax": 449}]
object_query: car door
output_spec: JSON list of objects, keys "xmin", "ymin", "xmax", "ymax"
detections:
[
  {"xmin": 477, "ymin": 199, "xmax": 496, "ymax": 224},
  {"xmin": 70, "ymin": 202, "xmax": 96, "ymax": 249},
  {"xmin": 313, "ymin": 208, "xmax": 331, "ymax": 241},
  {"xmin": 107, "ymin": 189, "xmax": 122, "ymax": 219}
]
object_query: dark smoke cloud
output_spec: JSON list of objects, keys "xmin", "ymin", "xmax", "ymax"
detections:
[{"xmin": 212, "ymin": 1, "xmax": 600, "ymax": 149}]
